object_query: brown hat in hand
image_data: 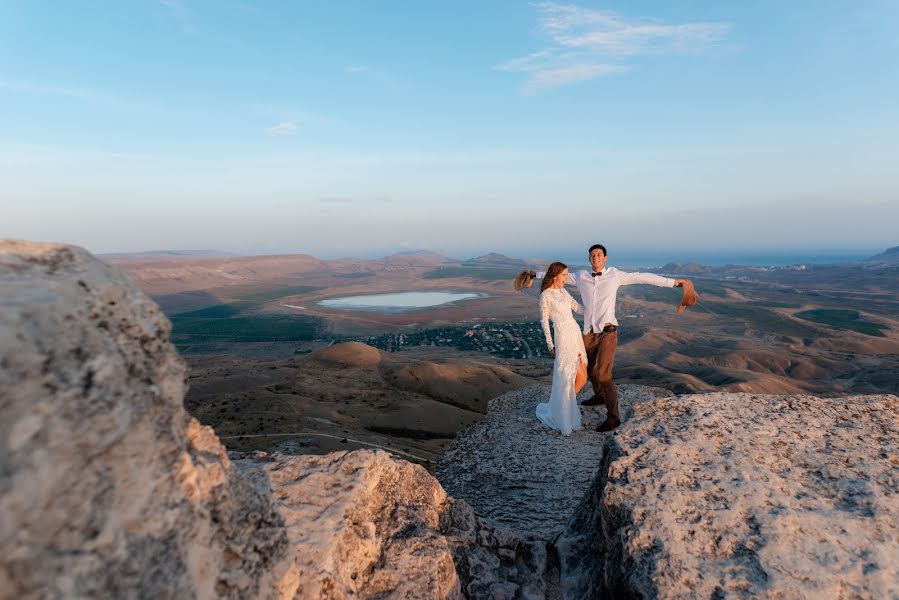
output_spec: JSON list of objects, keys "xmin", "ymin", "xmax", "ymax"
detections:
[{"xmin": 676, "ymin": 280, "xmax": 698, "ymax": 313}]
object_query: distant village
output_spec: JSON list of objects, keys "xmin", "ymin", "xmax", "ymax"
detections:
[{"xmin": 356, "ymin": 322, "xmax": 554, "ymax": 359}]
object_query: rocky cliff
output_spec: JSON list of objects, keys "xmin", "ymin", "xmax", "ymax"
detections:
[
  {"xmin": 437, "ymin": 384, "xmax": 898, "ymax": 599},
  {"xmin": 0, "ymin": 241, "xmax": 298, "ymax": 599},
  {"xmin": 2, "ymin": 240, "xmax": 897, "ymax": 599},
  {"xmin": 554, "ymin": 392, "xmax": 898, "ymax": 599},
  {"xmin": 232, "ymin": 450, "xmax": 546, "ymax": 599},
  {"xmin": 0, "ymin": 241, "xmax": 543, "ymax": 599}
]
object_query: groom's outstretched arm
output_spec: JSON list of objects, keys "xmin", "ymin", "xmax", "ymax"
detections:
[
  {"xmin": 618, "ymin": 271, "xmax": 677, "ymax": 287},
  {"xmin": 618, "ymin": 272, "xmax": 697, "ymax": 311},
  {"xmin": 531, "ymin": 270, "xmax": 577, "ymax": 285}
]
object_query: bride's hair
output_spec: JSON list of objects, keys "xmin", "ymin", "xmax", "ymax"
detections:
[
  {"xmin": 513, "ymin": 270, "xmax": 533, "ymax": 291},
  {"xmin": 540, "ymin": 262, "xmax": 568, "ymax": 293}
]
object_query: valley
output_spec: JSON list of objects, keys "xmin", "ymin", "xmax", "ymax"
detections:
[{"xmin": 110, "ymin": 248, "xmax": 899, "ymax": 466}]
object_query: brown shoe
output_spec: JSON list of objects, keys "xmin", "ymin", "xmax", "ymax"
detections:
[
  {"xmin": 596, "ymin": 419, "xmax": 621, "ymax": 432},
  {"xmin": 580, "ymin": 395, "xmax": 604, "ymax": 406}
]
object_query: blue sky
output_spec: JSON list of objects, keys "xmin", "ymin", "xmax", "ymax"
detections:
[{"xmin": 2, "ymin": 0, "xmax": 898, "ymax": 259}]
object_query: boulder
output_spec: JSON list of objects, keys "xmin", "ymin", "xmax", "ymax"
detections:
[
  {"xmin": 557, "ymin": 392, "xmax": 899, "ymax": 599},
  {"xmin": 0, "ymin": 240, "xmax": 298, "ymax": 599},
  {"xmin": 233, "ymin": 450, "xmax": 548, "ymax": 599}
]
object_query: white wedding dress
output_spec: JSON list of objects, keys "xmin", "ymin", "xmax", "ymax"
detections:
[{"xmin": 536, "ymin": 287, "xmax": 588, "ymax": 435}]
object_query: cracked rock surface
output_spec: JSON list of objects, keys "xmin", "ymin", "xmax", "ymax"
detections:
[{"xmin": 557, "ymin": 392, "xmax": 899, "ymax": 599}]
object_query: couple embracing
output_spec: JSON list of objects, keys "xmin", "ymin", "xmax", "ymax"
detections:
[{"xmin": 515, "ymin": 244, "xmax": 696, "ymax": 434}]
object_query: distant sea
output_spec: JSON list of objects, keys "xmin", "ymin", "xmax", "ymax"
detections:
[{"xmin": 552, "ymin": 251, "xmax": 877, "ymax": 270}]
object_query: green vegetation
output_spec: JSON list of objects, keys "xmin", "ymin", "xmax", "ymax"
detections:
[
  {"xmin": 795, "ymin": 309, "xmax": 889, "ymax": 337},
  {"xmin": 226, "ymin": 285, "xmax": 321, "ymax": 304},
  {"xmin": 171, "ymin": 307, "xmax": 319, "ymax": 343},
  {"xmin": 171, "ymin": 303, "xmax": 246, "ymax": 319},
  {"xmin": 620, "ymin": 286, "xmax": 682, "ymax": 303},
  {"xmin": 754, "ymin": 301, "xmax": 804, "ymax": 308},
  {"xmin": 699, "ymin": 302, "xmax": 822, "ymax": 338},
  {"xmin": 358, "ymin": 321, "xmax": 642, "ymax": 359},
  {"xmin": 688, "ymin": 281, "xmax": 730, "ymax": 297},
  {"xmin": 423, "ymin": 266, "xmax": 521, "ymax": 281},
  {"xmin": 620, "ymin": 281, "xmax": 728, "ymax": 304},
  {"xmin": 168, "ymin": 284, "xmax": 323, "ymax": 345}
]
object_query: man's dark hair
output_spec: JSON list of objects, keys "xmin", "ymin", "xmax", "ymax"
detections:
[{"xmin": 588, "ymin": 244, "xmax": 607, "ymax": 257}]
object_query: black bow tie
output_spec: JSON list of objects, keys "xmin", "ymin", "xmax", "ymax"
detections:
[{"xmin": 592, "ymin": 271, "xmax": 603, "ymax": 277}]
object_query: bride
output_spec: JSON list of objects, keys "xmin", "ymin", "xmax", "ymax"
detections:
[{"xmin": 516, "ymin": 262, "xmax": 588, "ymax": 435}]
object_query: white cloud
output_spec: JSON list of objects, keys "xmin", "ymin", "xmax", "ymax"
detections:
[
  {"xmin": 498, "ymin": 3, "xmax": 730, "ymax": 92},
  {"xmin": 266, "ymin": 121, "xmax": 297, "ymax": 135},
  {"xmin": 526, "ymin": 63, "xmax": 628, "ymax": 93},
  {"xmin": 344, "ymin": 65, "xmax": 369, "ymax": 73}
]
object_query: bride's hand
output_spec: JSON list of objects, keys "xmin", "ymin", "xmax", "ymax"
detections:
[{"xmin": 549, "ymin": 348, "xmax": 555, "ymax": 356}]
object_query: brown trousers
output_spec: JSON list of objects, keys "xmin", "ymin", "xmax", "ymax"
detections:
[{"xmin": 582, "ymin": 330, "xmax": 619, "ymax": 421}]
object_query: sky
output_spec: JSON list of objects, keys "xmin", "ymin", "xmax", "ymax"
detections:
[{"xmin": 2, "ymin": 0, "xmax": 898, "ymax": 260}]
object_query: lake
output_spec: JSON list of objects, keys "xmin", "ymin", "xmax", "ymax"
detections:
[{"xmin": 318, "ymin": 291, "xmax": 483, "ymax": 312}]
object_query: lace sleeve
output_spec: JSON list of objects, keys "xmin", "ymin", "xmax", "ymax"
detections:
[
  {"xmin": 539, "ymin": 292, "xmax": 553, "ymax": 351},
  {"xmin": 569, "ymin": 291, "xmax": 584, "ymax": 314}
]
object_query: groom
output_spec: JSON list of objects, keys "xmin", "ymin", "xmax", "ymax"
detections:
[{"xmin": 531, "ymin": 244, "xmax": 695, "ymax": 432}]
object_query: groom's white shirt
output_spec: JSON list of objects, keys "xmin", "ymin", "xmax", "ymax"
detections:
[{"xmin": 536, "ymin": 267, "xmax": 675, "ymax": 332}]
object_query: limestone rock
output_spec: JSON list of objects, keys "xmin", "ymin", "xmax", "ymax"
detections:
[
  {"xmin": 232, "ymin": 449, "xmax": 549, "ymax": 600},
  {"xmin": 440, "ymin": 383, "xmax": 897, "ymax": 599},
  {"xmin": 557, "ymin": 392, "xmax": 899, "ymax": 599},
  {"xmin": 0, "ymin": 241, "xmax": 298, "ymax": 599},
  {"xmin": 0, "ymin": 240, "xmax": 548, "ymax": 599}
]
